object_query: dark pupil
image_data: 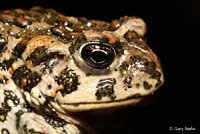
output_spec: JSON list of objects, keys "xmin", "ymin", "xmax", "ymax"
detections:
[
  {"xmin": 90, "ymin": 50, "xmax": 107, "ymax": 63},
  {"xmin": 81, "ymin": 42, "xmax": 115, "ymax": 69}
]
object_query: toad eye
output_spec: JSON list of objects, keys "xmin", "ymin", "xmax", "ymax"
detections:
[
  {"xmin": 80, "ymin": 42, "xmax": 116, "ymax": 69},
  {"xmin": 73, "ymin": 41, "xmax": 117, "ymax": 74}
]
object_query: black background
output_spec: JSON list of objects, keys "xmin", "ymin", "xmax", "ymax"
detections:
[{"xmin": 0, "ymin": 0, "xmax": 199, "ymax": 133}]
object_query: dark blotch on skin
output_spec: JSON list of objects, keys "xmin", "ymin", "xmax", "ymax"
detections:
[
  {"xmin": 22, "ymin": 103, "xmax": 33, "ymax": 112},
  {"xmin": 119, "ymin": 61, "xmax": 129, "ymax": 71},
  {"xmin": 0, "ymin": 102, "xmax": 11, "ymax": 122},
  {"xmin": 0, "ymin": 34, "xmax": 8, "ymax": 54},
  {"xmin": 130, "ymin": 56, "xmax": 152, "ymax": 72},
  {"xmin": 130, "ymin": 56, "xmax": 160, "ymax": 78},
  {"xmin": 4, "ymin": 90, "xmax": 20, "ymax": 105},
  {"xmin": 155, "ymin": 79, "xmax": 162, "ymax": 88},
  {"xmin": 114, "ymin": 42, "xmax": 124, "ymax": 56},
  {"xmin": 123, "ymin": 76, "xmax": 132, "ymax": 88},
  {"xmin": 0, "ymin": 12, "xmax": 32, "ymax": 28},
  {"xmin": 0, "ymin": 75, "xmax": 8, "ymax": 84},
  {"xmin": 43, "ymin": 114, "xmax": 67, "ymax": 128},
  {"xmin": 119, "ymin": 62, "xmax": 133, "ymax": 88},
  {"xmin": 13, "ymin": 17, "xmax": 32, "ymax": 28},
  {"xmin": 12, "ymin": 65, "xmax": 41, "ymax": 91},
  {"xmin": 130, "ymin": 56, "xmax": 161, "ymax": 85},
  {"xmin": 120, "ymin": 56, "xmax": 162, "ymax": 89},
  {"xmin": 0, "ymin": 57, "xmax": 16, "ymax": 71},
  {"xmin": 150, "ymin": 70, "xmax": 162, "ymax": 88},
  {"xmin": 27, "ymin": 46, "xmax": 64, "ymax": 66},
  {"xmin": 151, "ymin": 70, "xmax": 161, "ymax": 80},
  {"xmin": 47, "ymin": 84, "xmax": 52, "ymax": 90},
  {"xmin": 95, "ymin": 78, "xmax": 116, "ymax": 100},
  {"xmin": 42, "ymin": 59, "xmax": 58, "ymax": 74},
  {"xmin": 55, "ymin": 67, "xmax": 79, "ymax": 96},
  {"xmin": 26, "ymin": 46, "xmax": 48, "ymax": 66},
  {"xmin": 0, "ymin": 98, "xmax": 11, "ymax": 122},
  {"xmin": 50, "ymin": 26, "xmax": 69, "ymax": 38},
  {"xmin": 135, "ymin": 83, "xmax": 140, "ymax": 88},
  {"xmin": 13, "ymin": 39, "xmax": 28, "ymax": 58},
  {"xmin": 124, "ymin": 31, "xmax": 140, "ymax": 42},
  {"xmin": 143, "ymin": 81, "xmax": 152, "ymax": 90},
  {"xmin": 15, "ymin": 110, "xmax": 24, "ymax": 129}
]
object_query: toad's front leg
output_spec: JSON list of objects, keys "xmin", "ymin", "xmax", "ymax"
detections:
[{"xmin": 0, "ymin": 84, "xmax": 85, "ymax": 134}]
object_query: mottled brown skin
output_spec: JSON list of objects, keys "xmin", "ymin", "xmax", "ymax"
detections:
[{"xmin": 0, "ymin": 7, "xmax": 164, "ymax": 134}]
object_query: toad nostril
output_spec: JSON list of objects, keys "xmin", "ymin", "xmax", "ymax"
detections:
[{"xmin": 80, "ymin": 41, "xmax": 115, "ymax": 69}]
